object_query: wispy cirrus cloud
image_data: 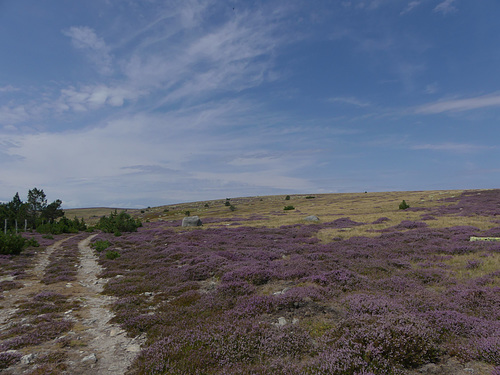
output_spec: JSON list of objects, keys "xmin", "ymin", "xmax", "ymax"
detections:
[
  {"xmin": 415, "ymin": 94, "xmax": 500, "ymax": 114},
  {"xmin": 124, "ymin": 7, "xmax": 288, "ymax": 106},
  {"xmin": 411, "ymin": 142, "xmax": 493, "ymax": 153},
  {"xmin": 62, "ymin": 26, "xmax": 113, "ymax": 75},
  {"xmin": 434, "ymin": 0, "xmax": 457, "ymax": 15},
  {"xmin": 400, "ymin": 1, "xmax": 422, "ymax": 15},
  {"xmin": 0, "ymin": 85, "xmax": 20, "ymax": 93},
  {"xmin": 328, "ymin": 96, "xmax": 371, "ymax": 107}
]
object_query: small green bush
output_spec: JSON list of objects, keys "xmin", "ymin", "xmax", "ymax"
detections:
[
  {"xmin": 185, "ymin": 211, "xmax": 191, "ymax": 216},
  {"xmin": 92, "ymin": 240, "xmax": 111, "ymax": 252},
  {"xmin": 0, "ymin": 233, "xmax": 26, "ymax": 255},
  {"xmin": 285, "ymin": 195, "xmax": 291, "ymax": 200},
  {"xmin": 229, "ymin": 205, "xmax": 236, "ymax": 212},
  {"xmin": 284, "ymin": 205, "xmax": 295, "ymax": 211},
  {"xmin": 106, "ymin": 250, "xmax": 120, "ymax": 260},
  {"xmin": 97, "ymin": 211, "xmax": 141, "ymax": 233},
  {"xmin": 399, "ymin": 200, "xmax": 410, "ymax": 210},
  {"xmin": 25, "ymin": 238, "xmax": 39, "ymax": 247}
]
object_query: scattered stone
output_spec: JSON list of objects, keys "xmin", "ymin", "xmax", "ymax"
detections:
[
  {"xmin": 470, "ymin": 236, "xmax": 500, "ymax": 242},
  {"xmin": 182, "ymin": 216, "xmax": 202, "ymax": 227},
  {"xmin": 82, "ymin": 353, "xmax": 97, "ymax": 363},
  {"xmin": 126, "ymin": 344, "xmax": 141, "ymax": 352},
  {"xmin": 109, "ymin": 328, "xmax": 121, "ymax": 337},
  {"xmin": 273, "ymin": 288, "xmax": 289, "ymax": 296},
  {"xmin": 304, "ymin": 215, "xmax": 320, "ymax": 222},
  {"xmin": 21, "ymin": 353, "xmax": 35, "ymax": 365},
  {"xmin": 277, "ymin": 317, "xmax": 287, "ymax": 326}
]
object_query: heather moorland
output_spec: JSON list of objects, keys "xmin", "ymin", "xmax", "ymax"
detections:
[{"xmin": 1, "ymin": 189, "xmax": 499, "ymax": 374}]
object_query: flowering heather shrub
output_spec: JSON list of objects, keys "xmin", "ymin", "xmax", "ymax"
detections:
[
  {"xmin": 466, "ymin": 258, "xmax": 483, "ymax": 269},
  {"xmin": 0, "ymin": 316, "xmax": 73, "ymax": 350},
  {"xmin": 323, "ymin": 217, "xmax": 364, "ymax": 228},
  {"xmin": 420, "ymin": 214, "xmax": 436, "ymax": 221},
  {"xmin": 41, "ymin": 234, "xmax": 88, "ymax": 284},
  {"xmin": 15, "ymin": 291, "xmax": 77, "ymax": 316},
  {"xmin": 322, "ymin": 312, "xmax": 440, "ymax": 369},
  {"xmin": 87, "ymin": 192, "xmax": 500, "ymax": 373},
  {"xmin": 0, "ymin": 351, "xmax": 22, "ymax": 369},
  {"xmin": 393, "ymin": 220, "xmax": 428, "ymax": 230},
  {"xmin": 470, "ymin": 336, "xmax": 500, "ymax": 365},
  {"xmin": 371, "ymin": 217, "xmax": 390, "ymax": 224},
  {"xmin": 304, "ymin": 344, "xmax": 391, "ymax": 375},
  {"xmin": 0, "ymin": 279, "xmax": 22, "ymax": 291},
  {"xmin": 423, "ymin": 310, "xmax": 497, "ymax": 338}
]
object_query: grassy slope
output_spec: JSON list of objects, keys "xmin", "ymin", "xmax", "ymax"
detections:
[{"xmin": 68, "ymin": 189, "xmax": 496, "ymax": 233}]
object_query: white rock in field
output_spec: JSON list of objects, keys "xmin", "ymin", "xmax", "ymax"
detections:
[
  {"xmin": 304, "ymin": 215, "xmax": 320, "ymax": 222},
  {"xmin": 82, "ymin": 353, "xmax": 97, "ymax": 363},
  {"xmin": 126, "ymin": 344, "xmax": 141, "ymax": 352},
  {"xmin": 21, "ymin": 353, "xmax": 35, "ymax": 364}
]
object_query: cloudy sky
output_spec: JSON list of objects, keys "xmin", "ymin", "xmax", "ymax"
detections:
[{"xmin": 1, "ymin": 0, "xmax": 499, "ymax": 208}]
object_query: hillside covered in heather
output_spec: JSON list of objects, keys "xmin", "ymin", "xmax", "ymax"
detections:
[
  {"xmin": 93, "ymin": 190, "xmax": 500, "ymax": 374},
  {"xmin": 2, "ymin": 189, "xmax": 500, "ymax": 374}
]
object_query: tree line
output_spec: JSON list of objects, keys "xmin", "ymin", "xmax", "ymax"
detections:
[{"xmin": 0, "ymin": 188, "xmax": 67, "ymax": 231}]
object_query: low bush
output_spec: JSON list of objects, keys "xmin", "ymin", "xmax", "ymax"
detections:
[
  {"xmin": 0, "ymin": 232, "xmax": 26, "ymax": 255},
  {"xmin": 36, "ymin": 216, "xmax": 87, "ymax": 234},
  {"xmin": 399, "ymin": 200, "xmax": 410, "ymax": 210},
  {"xmin": 106, "ymin": 250, "xmax": 120, "ymax": 260},
  {"xmin": 97, "ymin": 211, "xmax": 141, "ymax": 233},
  {"xmin": 284, "ymin": 205, "xmax": 295, "ymax": 211},
  {"xmin": 92, "ymin": 240, "xmax": 111, "ymax": 252}
]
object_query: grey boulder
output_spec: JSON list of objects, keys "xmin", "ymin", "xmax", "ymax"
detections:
[{"xmin": 182, "ymin": 216, "xmax": 202, "ymax": 227}]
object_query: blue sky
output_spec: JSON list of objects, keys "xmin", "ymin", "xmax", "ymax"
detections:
[{"xmin": 0, "ymin": 0, "xmax": 499, "ymax": 208}]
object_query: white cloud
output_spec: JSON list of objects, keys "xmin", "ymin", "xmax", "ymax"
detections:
[
  {"xmin": 415, "ymin": 94, "xmax": 500, "ymax": 114},
  {"xmin": 63, "ymin": 26, "xmax": 113, "ymax": 75},
  {"xmin": 122, "ymin": 6, "xmax": 288, "ymax": 106},
  {"xmin": 434, "ymin": 0, "xmax": 457, "ymax": 15},
  {"xmin": 56, "ymin": 84, "xmax": 143, "ymax": 112},
  {"xmin": 0, "ymin": 99, "xmax": 319, "ymax": 206},
  {"xmin": 400, "ymin": 1, "xmax": 422, "ymax": 15},
  {"xmin": 424, "ymin": 83, "xmax": 438, "ymax": 94},
  {"xmin": 411, "ymin": 142, "xmax": 493, "ymax": 153},
  {"xmin": 328, "ymin": 97, "xmax": 371, "ymax": 107},
  {"xmin": 0, "ymin": 104, "xmax": 30, "ymax": 125},
  {"xmin": 0, "ymin": 85, "xmax": 20, "ymax": 93}
]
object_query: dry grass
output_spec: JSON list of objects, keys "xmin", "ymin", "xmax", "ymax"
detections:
[
  {"xmin": 66, "ymin": 189, "xmax": 500, "ymax": 241},
  {"xmin": 64, "ymin": 207, "xmax": 128, "ymax": 225},
  {"xmin": 443, "ymin": 252, "xmax": 500, "ymax": 283}
]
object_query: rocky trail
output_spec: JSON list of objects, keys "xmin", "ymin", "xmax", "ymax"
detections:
[{"xmin": 0, "ymin": 234, "xmax": 143, "ymax": 374}]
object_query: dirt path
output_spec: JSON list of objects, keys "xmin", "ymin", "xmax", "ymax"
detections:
[
  {"xmin": 0, "ymin": 234, "xmax": 143, "ymax": 374},
  {"xmin": 73, "ymin": 234, "xmax": 143, "ymax": 374}
]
